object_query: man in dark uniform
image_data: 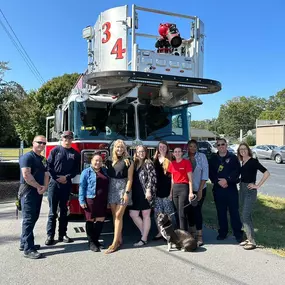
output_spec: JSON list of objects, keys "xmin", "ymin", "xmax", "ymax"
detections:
[
  {"xmin": 45, "ymin": 131, "xmax": 80, "ymax": 245},
  {"xmin": 209, "ymin": 138, "xmax": 244, "ymax": 243},
  {"xmin": 19, "ymin": 135, "xmax": 49, "ymax": 259}
]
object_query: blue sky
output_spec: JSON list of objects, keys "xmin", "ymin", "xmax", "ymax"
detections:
[{"xmin": 1, "ymin": 0, "xmax": 284, "ymax": 120}]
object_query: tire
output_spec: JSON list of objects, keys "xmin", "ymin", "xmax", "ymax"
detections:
[
  {"xmin": 275, "ymin": 154, "xmax": 282, "ymax": 164},
  {"xmin": 252, "ymin": 152, "xmax": 257, "ymax": 159}
]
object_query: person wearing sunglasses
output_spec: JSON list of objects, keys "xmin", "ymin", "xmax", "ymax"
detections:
[
  {"xmin": 209, "ymin": 138, "xmax": 244, "ymax": 243},
  {"xmin": 45, "ymin": 131, "xmax": 80, "ymax": 246},
  {"xmin": 19, "ymin": 135, "xmax": 49, "ymax": 259}
]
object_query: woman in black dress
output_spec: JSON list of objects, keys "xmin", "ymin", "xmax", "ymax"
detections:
[
  {"xmin": 237, "ymin": 142, "xmax": 270, "ymax": 250},
  {"xmin": 152, "ymin": 140, "xmax": 175, "ymax": 240},
  {"xmin": 129, "ymin": 145, "xmax": 157, "ymax": 246},
  {"xmin": 78, "ymin": 152, "xmax": 109, "ymax": 252}
]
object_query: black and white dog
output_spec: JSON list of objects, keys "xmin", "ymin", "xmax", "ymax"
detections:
[{"xmin": 157, "ymin": 213, "xmax": 197, "ymax": 252}]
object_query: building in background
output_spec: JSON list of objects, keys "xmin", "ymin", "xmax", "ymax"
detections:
[
  {"xmin": 190, "ymin": 128, "xmax": 216, "ymax": 141},
  {"xmin": 256, "ymin": 120, "xmax": 285, "ymax": 146}
]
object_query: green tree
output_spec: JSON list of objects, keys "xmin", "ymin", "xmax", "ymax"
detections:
[
  {"xmin": 0, "ymin": 61, "xmax": 10, "ymax": 79},
  {"xmin": 216, "ymin": 96, "xmax": 267, "ymax": 138},
  {"xmin": 259, "ymin": 88, "xmax": 285, "ymax": 120},
  {"xmin": 191, "ymin": 118, "xmax": 218, "ymax": 134},
  {"xmin": 245, "ymin": 135, "xmax": 256, "ymax": 146},
  {"xmin": 0, "ymin": 63, "xmax": 26, "ymax": 146},
  {"xmin": 11, "ymin": 73, "xmax": 79, "ymax": 144}
]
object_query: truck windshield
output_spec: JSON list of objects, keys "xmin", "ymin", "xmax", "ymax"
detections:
[
  {"xmin": 72, "ymin": 101, "xmax": 136, "ymax": 140},
  {"xmin": 138, "ymin": 105, "xmax": 189, "ymax": 141}
]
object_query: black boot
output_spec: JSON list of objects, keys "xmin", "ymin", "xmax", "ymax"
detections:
[
  {"xmin": 85, "ymin": 221, "xmax": 99, "ymax": 252},
  {"xmin": 93, "ymin": 221, "xmax": 104, "ymax": 249}
]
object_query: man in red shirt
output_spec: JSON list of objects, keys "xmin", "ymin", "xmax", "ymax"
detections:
[{"xmin": 168, "ymin": 147, "xmax": 194, "ymax": 230}]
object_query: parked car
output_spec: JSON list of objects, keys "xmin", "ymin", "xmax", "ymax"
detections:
[
  {"xmin": 196, "ymin": 141, "xmax": 235, "ymax": 160},
  {"xmin": 229, "ymin": 144, "xmax": 239, "ymax": 154},
  {"xmin": 270, "ymin": 146, "xmax": 285, "ymax": 164},
  {"xmin": 251, "ymin": 144, "xmax": 278, "ymax": 159}
]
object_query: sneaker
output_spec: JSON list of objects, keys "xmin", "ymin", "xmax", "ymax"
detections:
[
  {"xmin": 45, "ymin": 236, "xmax": 55, "ymax": 246},
  {"xmin": 239, "ymin": 240, "xmax": 249, "ymax": 246},
  {"xmin": 58, "ymin": 235, "xmax": 73, "ymax": 243},
  {"xmin": 19, "ymin": 244, "xmax": 40, "ymax": 251},
  {"xmin": 244, "ymin": 243, "xmax": 256, "ymax": 250},
  {"xmin": 23, "ymin": 250, "xmax": 42, "ymax": 259},
  {"xmin": 216, "ymin": 234, "xmax": 227, "ymax": 240}
]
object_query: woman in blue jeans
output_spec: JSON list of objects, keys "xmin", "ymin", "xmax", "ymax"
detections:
[
  {"xmin": 79, "ymin": 152, "xmax": 109, "ymax": 252},
  {"xmin": 237, "ymin": 142, "xmax": 270, "ymax": 250}
]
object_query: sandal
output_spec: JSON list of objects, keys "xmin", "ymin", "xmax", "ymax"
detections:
[
  {"xmin": 104, "ymin": 242, "xmax": 120, "ymax": 254},
  {"xmin": 244, "ymin": 243, "xmax": 256, "ymax": 250},
  {"xmin": 239, "ymin": 239, "xmax": 249, "ymax": 246},
  {"xmin": 134, "ymin": 239, "xmax": 147, "ymax": 247}
]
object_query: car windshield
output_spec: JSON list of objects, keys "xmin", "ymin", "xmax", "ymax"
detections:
[
  {"xmin": 137, "ymin": 105, "xmax": 189, "ymax": 141},
  {"xmin": 71, "ymin": 101, "xmax": 136, "ymax": 140}
]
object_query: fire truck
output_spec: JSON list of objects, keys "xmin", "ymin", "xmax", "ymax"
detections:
[{"xmin": 45, "ymin": 5, "xmax": 221, "ymax": 215}]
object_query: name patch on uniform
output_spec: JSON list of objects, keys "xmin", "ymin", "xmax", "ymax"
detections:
[{"xmin": 69, "ymin": 154, "xmax": 75, "ymax": 160}]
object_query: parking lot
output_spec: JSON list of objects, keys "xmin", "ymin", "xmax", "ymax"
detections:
[
  {"xmin": 0, "ymin": 199, "xmax": 284, "ymax": 285},
  {"xmin": 256, "ymin": 159, "xmax": 285, "ymax": 198}
]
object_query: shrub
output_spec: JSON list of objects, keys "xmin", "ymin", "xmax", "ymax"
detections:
[
  {"xmin": 0, "ymin": 162, "xmax": 20, "ymax": 180},
  {"xmin": 245, "ymin": 135, "xmax": 256, "ymax": 146}
]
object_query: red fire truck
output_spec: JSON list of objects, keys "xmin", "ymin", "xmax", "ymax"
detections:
[{"xmin": 45, "ymin": 5, "xmax": 221, "ymax": 215}]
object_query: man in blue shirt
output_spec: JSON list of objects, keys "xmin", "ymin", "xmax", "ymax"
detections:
[
  {"xmin": 209, "ymin": 138, "xmax": 244, "ymax": 243},
  {"xmin": 19, "ymin": 135, "xmax": 49, "ymax": 259},
  {"xmin": 45, "ymin": 131, "xmax": 80, "ymax": 245}
]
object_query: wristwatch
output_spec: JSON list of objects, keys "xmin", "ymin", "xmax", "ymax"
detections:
[{"xmin": 125, "ymin": 191, "xmax": 130, "ymax": 195}]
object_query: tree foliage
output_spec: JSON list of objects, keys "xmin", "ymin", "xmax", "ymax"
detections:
[
  {"xmin": 11, "ymin": 73, "xmax": 79, "ymax": 143},
  {"xmin": 245, "ymin": 135, "xmax": 256, "ymax": 146},
  {"xmin": 0, "ymin": 64, "xmax": 26, "ymax": 146},
  {"xmin": 259, "ymin": 89, "xmax": 285, "ymax": 120},
  {"xmin": 216, "ymin": 96, "xmax": 267, "ymax": 138},
  {"xmin": 191, "ymin": 118, "xmax": 218, "ymax": 133}
]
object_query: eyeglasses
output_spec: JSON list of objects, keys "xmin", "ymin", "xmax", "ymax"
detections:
[
  {"xmin": 217, "ymin": 143, "xmax": 226, "ymax": 147},
  {"xmin": 34, "ymin": 141, "xmax": 46, "ymax": 145}
]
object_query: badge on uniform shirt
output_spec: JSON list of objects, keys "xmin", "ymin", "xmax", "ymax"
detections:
[
  {"xmin": 225, "ymin": 158, "xmax": 230, "ymax": 163},
  {"xmin": 42, "ymin": 157, "xmax": 47, "ymax": 167},
  {"xmin": 218, "ymin": 165, "xmax": 224, "ymax": 172}
]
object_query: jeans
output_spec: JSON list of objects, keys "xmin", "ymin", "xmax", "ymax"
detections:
[
  {"xmin": 46, "ymin": 179, "xmax": 71, "ymax": 237},
  {"xmin": 213, "ymin": 185, "xmax": 243, "ymax": 239},
  {"xmin": 240, "ymin": 182, "xmax": 257, "ymax": 244},
  {"xmin": 20, "ymin": 188, "xmax": 43, "ymax": 252},
  {"xmin": 187, "ymin": 187, "xmax": 206, "ymax": 230},
  {"xmin": 172, "ymin": 183, "xmax": 189, "ymax": 231}
]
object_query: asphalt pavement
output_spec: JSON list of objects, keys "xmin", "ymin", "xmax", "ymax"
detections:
[
  {"xmin": 256, "ymin": 159, "xmax": 285, "ymax": 198},
  {"xmin": 0, "ymin": 198, "xmax": 284, "ymax": 285}
]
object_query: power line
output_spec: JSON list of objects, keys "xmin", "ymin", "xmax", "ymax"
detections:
[{"xmin": 0, "ymin": 8, "xmax": 45, "ymax": 85}]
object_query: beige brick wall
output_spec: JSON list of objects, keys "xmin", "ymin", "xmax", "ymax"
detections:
[{"xmin": 256, "ymin": 125, "xmax": 285, "ymax": 146}]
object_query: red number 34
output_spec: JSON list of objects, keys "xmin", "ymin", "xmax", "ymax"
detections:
[{"xmin": 102, "ymin": 22, "xmax": 126, "ymax": 60}]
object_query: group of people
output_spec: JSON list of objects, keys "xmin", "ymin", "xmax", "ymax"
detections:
[{"xmin": 18, "ymin": 132, "xmax": 270, "ymax": 259}]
